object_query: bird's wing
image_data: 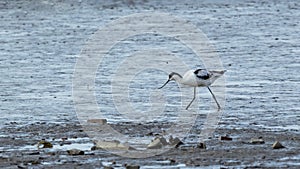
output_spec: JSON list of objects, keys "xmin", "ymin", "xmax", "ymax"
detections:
[{"xmin": 194, "ymin": 69, "xmax": 211, "ymax": 80}]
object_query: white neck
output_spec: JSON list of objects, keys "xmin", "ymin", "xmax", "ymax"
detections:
[{"xmin": 172, "ymin": 74, "xmax": 183, "ymax": 83}]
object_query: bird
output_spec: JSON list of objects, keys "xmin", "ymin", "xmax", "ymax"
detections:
[{"xmin": 158, "ymin": 69, "xmax": 226, "ymax": 110}]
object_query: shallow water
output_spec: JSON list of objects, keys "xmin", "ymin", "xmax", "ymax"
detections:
[{"xmin": 0, "ymin": 0, "xmax": 299, "ymax": 167}]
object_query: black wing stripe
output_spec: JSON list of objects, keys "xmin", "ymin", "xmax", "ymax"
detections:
[{"xmin": 194, "ymin": 69, "xmax": 210, "ymax": 80}]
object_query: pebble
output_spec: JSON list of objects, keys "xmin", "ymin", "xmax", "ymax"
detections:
[
  {"xmin": 147, "ymin": 138, "xmax": 164, "ymax": 149},
  {"xmin": 61, "ymin": 137, "xmax": 68, "ymax": 141},
  {"xmin": 87, "ymin": 119, "xmax": 107, "ymax": 125},
  {"xmin": 125, "ymin": 165, "xmax": 140, "ymax": 169},
  {"xmin": 197, "ymin": 142, "xmax": 206, "ymax": 149},
  {"xmin": 219, "ymin": 136, "xmax": 233, "ymax": 141},
  {"xmin": 147, "ymin": 137, "xmax": 168, "ymax": 149},
  {"xmin": 250, "ymin": 138, "xmax": 265, "ymax": 144},
  {"xmin": 158, "ymin": 137, "xmax": 168, "ymax": 145},
  {"xmin": 104, "ymin": 167, "xmax": 114, "ymax": 169},
  {"xmin": 37, "ymin": 140, "xmax": 53, "ymax": 149},
  {"xmin": 67, "ymin": 149, "xmax": 85, "ymax": 155},
  {"xmin": 272, "ymin": 141, "xmax": 285, "ymax": 149},
  {"xmin": 17, "ymin": 163, "xmax": 26, "ymax": 169},
  {"xmin": 169, "ymin": 136, "xmax": 183, "ymax": 147},
  {"xmin": 169, "ymin": 158, "xmax": 176, "ymax": 163},
  {"xmin": 28, "ymin": 151, "xmax": 40, "ymax": 155}
]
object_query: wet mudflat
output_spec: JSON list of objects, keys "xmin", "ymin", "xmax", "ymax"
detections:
[
  {"xmin": 0, "ymin": 121, "xmax": 299, "ymax": 168},
  {"xmin": 1, "ymin": 0, "xmax": 299, "ymax": 168}
]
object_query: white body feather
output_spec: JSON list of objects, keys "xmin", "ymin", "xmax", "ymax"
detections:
[{"xmin": 172, "ymin": 69, "xmax": 226, "ymax": 87}]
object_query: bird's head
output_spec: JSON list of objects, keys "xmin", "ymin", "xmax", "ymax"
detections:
[
  {"xmin": 168, "ymin": 72, "xmax": 182, "ymax": 80},
  {"xmin": 158, "ymin": 72, "xmax": 182, "ymax": 89}
]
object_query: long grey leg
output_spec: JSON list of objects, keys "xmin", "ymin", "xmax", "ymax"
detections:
[
  {"xmin": 207, "ymin": 86, "xmax": 221, "ymax": 110},
  {"xmin": 186, "ymin": 87, "xmax": 196, "ymax": 110}
]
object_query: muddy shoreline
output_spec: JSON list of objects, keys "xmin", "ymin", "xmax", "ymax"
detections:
[{"xmin": 1, "ymin": 121, "xmax": 299, "ymax": 168}]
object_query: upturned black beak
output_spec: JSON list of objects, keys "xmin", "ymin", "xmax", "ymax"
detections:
[{"xmin": 158, "ymin": 79, "xmax": 170, "ymax": 89}]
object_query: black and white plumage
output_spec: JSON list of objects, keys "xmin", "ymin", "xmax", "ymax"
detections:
[
  {"xmin": 158, "ymin": 69, "xmax": 226, "ymax": 110},
  {"xmin": 194, "ymin": 69, "xmax": 211, "ymax": 80}
]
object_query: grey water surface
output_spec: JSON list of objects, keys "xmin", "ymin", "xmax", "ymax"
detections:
[{"xmin": 1, "ymin": 0, "xmax": 299, "ymax": 131}]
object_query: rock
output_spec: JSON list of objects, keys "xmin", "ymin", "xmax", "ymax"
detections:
[
  {"xmin": 37, "ymin": 140, "xmax": 53, "ymax": 149},
  {"xmin": 272, "ymin": 141, "xmax": 285, "ymax": 149},
  {"xmin": 147, "ymin": 138, "xmax": 163, "ymax": 149},
  {"xmin": 168, "ymin": 158, "xmax": 176, "ymax": 163},
  {"xmin": 30, "ymin": 160, "xmax": 41, "ymax": 165},
  {"xmin": 169, "ymin": 136, "xmax": 183, "ymax": 147},
  {"xmin": 95, "ymin": 140, "xmax": 134, "ymax": 150},
  {"xmin": 87, "ymin": 119, "xmax": 107, "ymax": 125},
  {"xmin": 91, "ymin": 146, "xmax": 97, "ymax": 150},
  {"xmin": 61, "ymin": 137, "xmax": 68, "ymax": 141},
  {"xmin": 125, "ymin": 165, "xmax": 140, "ymax": 169},
  {"xmin": 197, "ymin": 142, "xmax": 206, "ymax": 149},
  {"xmin": 47, "ymin": 152, "xmax": 56, "ymax": 156},
  {"xmin": 103, "ymin": 167, "xmax": 114, "ymax": 169},
  {"xmin": 17, "ymin": 163, "xmax": 26, "ymax": 169},
  {"xmin": 146, "ymin": 132, "xmax": 153, "ymax": 136},
  {"xmin": 67, "ymin": 149, "xmax": 85, "ymax": 155},
  {"xmin": 158, "ymin": 137, "xmax": 168, "ymax": 145},
  {"xmin": 219, "ymin": 136, "xmax": 233, "ymax": 141},
  {"xmin": 60, "ymin": 141, "xmax": 72, "ymax": 146},
  {"xmin": 147, "ymin": 137, "xmax": 168, "ymax": 149},
  {"xmin": 146, "ymin": 132, "xmax": 161, "ymax": 137},
  {"xmin": 250, "ymin": 138, "xmax": 265, "ymax": 144},
  {"xmin": 28, "ymin": 151, "xmax": 40, "ymax": 155}
]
